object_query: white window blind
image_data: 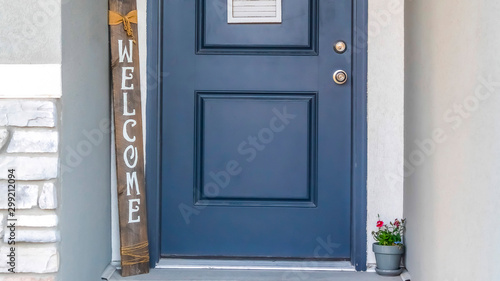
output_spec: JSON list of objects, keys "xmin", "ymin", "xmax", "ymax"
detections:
[{"xmin": 228, "ymin": 0, "xmax": 282, "ymax": 24}]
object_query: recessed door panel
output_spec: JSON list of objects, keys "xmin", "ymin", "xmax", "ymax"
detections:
[
  {"xmin": 197, "ymin": 0, "xmax": 318, "ymax": 54},
  {"xmin": 195, "ymin": 92, "xmax": 317, "ymax": 206}
]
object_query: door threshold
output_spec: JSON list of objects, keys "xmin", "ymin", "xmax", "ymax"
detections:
[{"xmin": 157, "ymin": 258, "xmax": 355, "ymax": 271}]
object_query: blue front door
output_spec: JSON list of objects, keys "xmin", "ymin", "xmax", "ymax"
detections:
[{"xmin": 161, "ymin": 0, "xmax": 353, "ymax": 259}]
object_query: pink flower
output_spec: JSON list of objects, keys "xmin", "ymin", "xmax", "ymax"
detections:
[
  {"xmin": 376, "ymin": 221, "xmax": 384, "ymax": 228},
  {"xmin": 394, "ymin": 219, "xmax": 400, "ymax": 227}
]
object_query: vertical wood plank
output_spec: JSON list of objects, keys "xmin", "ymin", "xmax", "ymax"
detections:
[{"xmin": 108, "ymin": 0, "xmax": 150, "ymax": 277}]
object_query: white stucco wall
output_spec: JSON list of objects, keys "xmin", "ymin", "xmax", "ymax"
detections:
[
  {"xmin": 0, "ymin": 0, "xmax": 62, "ymax": 99},
  {"xmin": 366, "ymin": 0, "xmax": 405, "ymax": 265},
  {"xmin": 0, "ymin": 0, "xmax": 61, "ymax": 64},
  {"xmin": 59, "ymin": 0, "xmax": 112, "ymax": 280},
  {"xmin": 111, "ymin": 0, "xmax": 406, "ymax": 267},
  {"xmin": 405, "ymin": 1, "xmax": 500, "ymax": 280}
]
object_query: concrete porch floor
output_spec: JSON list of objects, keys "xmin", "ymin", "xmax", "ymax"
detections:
[{"xmin": 108, "ymin": 269, "xmax": 403, "ymax": 281}]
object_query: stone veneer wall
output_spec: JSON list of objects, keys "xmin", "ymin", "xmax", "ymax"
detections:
[
  {"xmin": 0, "ymin": 0, "xmax": 111, "ymax": 279},
  {"xmin": 0, "ymin": 99, "xmax": 59, "ymax": 280}
]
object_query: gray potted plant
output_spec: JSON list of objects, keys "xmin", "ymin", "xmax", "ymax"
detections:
[{"xmin": 372, "ymin": 215, "xmax": 406, "ymax": 276}]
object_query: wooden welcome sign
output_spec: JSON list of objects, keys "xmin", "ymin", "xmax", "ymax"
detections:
[{"xmin": 108, "ymin": 0, "xmax": 149, "ymax": 277}]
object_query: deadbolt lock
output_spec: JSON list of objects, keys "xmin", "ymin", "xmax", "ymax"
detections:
[
  {"xmin": 333, "ymin": 70, "xmax": 348, "ymax": 85},
  {"xmin": 334, "ymin": 41, "xmax": 347, "ymax": 54}
]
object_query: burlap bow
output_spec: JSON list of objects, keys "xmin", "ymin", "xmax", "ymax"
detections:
[{"xmin": 109, "ymin": 10, "xmax": 138, "ymax": 44}]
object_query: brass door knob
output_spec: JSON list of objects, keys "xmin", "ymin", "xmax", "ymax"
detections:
[{"xmin": 333, "ymin": 70, "xmax": 348, "ymax": 85}]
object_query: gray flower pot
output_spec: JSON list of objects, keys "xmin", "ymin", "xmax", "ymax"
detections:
[{"xmin": 372, "ymin": 243, "xmax": 404, "ymax": 271}]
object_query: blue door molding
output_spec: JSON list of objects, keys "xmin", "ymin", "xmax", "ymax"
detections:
[
  {"xmin": 350, "ymin": 0, "xmax": 368, "ymax": 270},
  {"xmin": 146, "ymin": 0, "xmax": 368, "ymax": 271}
]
